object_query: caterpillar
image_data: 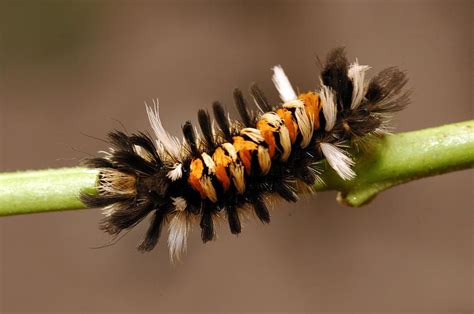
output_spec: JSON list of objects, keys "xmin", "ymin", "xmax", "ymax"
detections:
[{"xmin": 81, "ymin": 47, "xmax": 409, "ymax": 261}]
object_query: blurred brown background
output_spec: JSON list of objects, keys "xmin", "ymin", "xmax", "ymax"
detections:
[{"xmin": 0, "ymin": 0, "xmax": 472, "ymax": 312}]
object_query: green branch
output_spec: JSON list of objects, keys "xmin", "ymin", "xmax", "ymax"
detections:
[
  {"xmin": 0, "ymin": 168, "xmax": 98, "ymax": 216},
  {"xmin": 315, "ymin": 120, "xmax": 474, "ymax": 206},
  {"xmin": 0, "ymin": 120, "xmax": 473, "ymax": 216}
]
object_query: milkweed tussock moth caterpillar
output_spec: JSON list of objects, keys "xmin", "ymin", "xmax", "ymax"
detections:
[{"xmin": 81, "ymin": 47, "xmax": 409, "ymax": 261}]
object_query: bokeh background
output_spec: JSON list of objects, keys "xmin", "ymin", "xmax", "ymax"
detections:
[{"xmin": 0, "ymin": 0, "xmax": 472, "ymax": 312}]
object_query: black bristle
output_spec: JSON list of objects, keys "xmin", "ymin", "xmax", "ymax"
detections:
[
  {"xmin": 341, "ymin": 114, "xmax": 381, "ymax": 138},
  {"xmin": 212, "ymin": 101, "xmax": 232, "ymax": 141},
  {"xmin": 294, "ymin": 156, "xmax": 319, "ymax": 185},
  {"xmin": 81, "ymin": 157, "xmax": 114, "ymax": 169},
  {"xmin": 321, "ymin": 47, "xmax": 353, "ymax": 110},
  {"xmin": 200, "ymin": 203, "xmax": 215, "ymax": 242},
  {"xmin": 81, "ymin": 193, "xmax": 132, "ymax": 208},
  {"xmin": 184, "ymin": 201, "xmax": 200, "ymax": 215},
  {"xmin": 274, "ymin": 181, "xmax": 299, "ymax": 203},
  {"xmin": 137, "ymin": 173, "xmax": 169, "ymax": 197},
  {"xmin": 198, "ymin": 109, "xmax": 215, "ymax": 150},
  {"xmin": 233, "ymin": 88, "xmax": 253, "ymax": 127},
  {"xmin": 182, "ymin": 121, "xmax": 199, "ymax": 156},
  {"xmin": 250, "ymin": 83, "xmax": 272, "ymax": 112},
  {"xmin": 102, "ymin": 201, "xmax": 154, "ymax": 236},
  {"xmin": 252, "ymin": 195, "xmax": 270, "ymax": 223},
  {"xmin": 138, "ymin": 205, "xmax": 169, "ymax": 252},
  {"xmin": 226, "ymin": 204, "xmax": 241, "ymax": 234},
  {"xmin": 108, "ymin": 131, "xmax": 133, "ymax": 151},
  {"xmin": 129, "ymin": 132, "xmax": 162, "ymax": 165},
  {"xmin": 110, "ymin": 151, "xmax": 157, "ymax": 175},
  {"xmin": 366, "ymin": 67, "xmax": 410, "ymax": 113}
]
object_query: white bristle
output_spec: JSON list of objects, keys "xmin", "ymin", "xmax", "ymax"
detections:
[
  {"xmin": 240, "ymin": 128, "xmax": 264, "ymax": 143},
  {"xmin": 201, "ymin": 153, "xmax": 216, "ymax": 175},
  {"xmin": 348, "ymin": 60, "xmax": 370, "ymax": 110},
  {"xmin": 294, "ymin": 106, "xmax": 313, "ymax": 148},
  {"xmin": 320, "ymin": 142, "xmax": 355, "ymax": 180},
  {"xmin": 272, "ymin": 65, "xmax": 298, "ymax": 103},
  {"xmin": 279, "ymin": 125, "xmax": 292, "ymax": 161},
  {"xmin": 261, "ymin": 112, "xmax": 282, "ymax": 128},
  {"xmin": 200, "ymin": 176, "xmax": 218, "ymax": 203},
  {"xmin": 168, "ymin": 211, "xmax": 189, "ymax": 263},
  {"xmin": 319, "ymin": 85, "xmax": 337, "ymax": 131},
  {"xmin": 167, "ymin": 163, "xmax": 183, "ymax": 181},
  {"xmin": 172, "ymin": 196, "xmax": 187, "ymax": 212},
  {"xmin": 145, "ymin": 99, "xmax": 181, "ymax": 159}
]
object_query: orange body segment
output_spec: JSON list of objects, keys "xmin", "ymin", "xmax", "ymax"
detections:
[
  {"xmin": 232, "ymin": 136, "xmax": 258, "ymax": 175},
  {"xmin": 277, "ymin": 108, "xmax": 298, "ymax": 143},
  {"xmin": 256, "ymin": 120, "xmax": 278, "ymax": 157},
  {"xmin": 212, "ymin": 147, "xmax": 232, "ymax": 191},
  {"xmin": 299, "ymin": 92, "xmax": 321, "ymax": 129},
  {"xmin": 188, "ymin": 158, "xmax": 206, "ymax": 198}
]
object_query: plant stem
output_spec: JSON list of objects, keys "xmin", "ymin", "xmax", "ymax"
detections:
[
  {"xmin": 314, "ymin": 120, "xmax": 474, "ymax": 206},
  {"xmin": 0, "ymin": 168, "xmax": 98, "ymax": 216},
  {"xmin": 0, "ymin": 120, "xmax": 472, "ymax": 216}
]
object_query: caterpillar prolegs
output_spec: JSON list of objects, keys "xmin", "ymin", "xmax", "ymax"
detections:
[{"xmin": 81, "ymin": 47, "xmax": 409, "ymax": 261}]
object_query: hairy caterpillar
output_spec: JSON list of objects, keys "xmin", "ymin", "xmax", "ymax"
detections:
[{"xmin": 81, "ymin": 47, "xmax": 409, "ymax": 261}]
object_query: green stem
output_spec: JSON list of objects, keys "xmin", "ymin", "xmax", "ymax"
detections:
[
  {"xmin": 0, "ymin": 120, "xmax": 473, "ymax": 216},
  {"xmin": 0, "ymin": 168, "xmax": 98, "ymax": 216},
  {"xmin": 314, "ymin": 120, "xmax": 474, "ymax": 206}
]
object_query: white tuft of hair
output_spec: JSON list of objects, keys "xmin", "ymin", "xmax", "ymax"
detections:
[
  {"xmin": 98, "ymin": 169, "xmax": 136, "ymax": 196},
  {"xmin": 133, "ymin": 145, "xmax": 154, "ymax": 162},
  {"xmin": 294, "ymin": 106, "xmax": 313, "ymax": 148},
  {"xmin": 230, "ymin": 163, "xmax": 246, "ymax": 194},
  {"xmin": 200, "ymin": 176, "xmax": 217, "ymax": 203},
  {"xmin": 172, "ymin": 196, "xmax": 187, "ymax": 211},
  {"xmin": 272, "ymin": 65, "xmax": 298, "ymax": 103},
  {"xmin": 257, "ymin": 145, "xmax": 271, "ymax": 175},
  {"xmin": 279, "ymin": 125, "xmax": 292, "ymax": 161},
  {"xmin": 319, "ymin": 85, "xmax": 337, "ymax": 131},
  {"xmin": 320, "ymin": 142, "xmax": 355, "ymax": 180},
  {"xmin": 145, "ymin": 99, "xmax": 181, "ymax": 159},
  {"xmin": 102, "ymin": 204, "xmax": 117, "ymax": 217},
  {"xmin": 201, "ymin": 153, "xmax": 216, "ymax": 175},
  {"xmin": 222, "ymin": 143, "xmax": 238, "ymax": 161},
  {"xmin": 283, "ymin": 99, "xmax": 304, "ymax": 108},
  {"xmin": 348, "ymin": 60, "xmax": 370, "ymax": 110},
  {"xmin": 240, "ymin": 128, "xmax": 264, "ymax": 143},
  {"xmin": 168, "ymin": 211, "xmax": 189, "ymax": 263},
  {"xmin": 167, "ymin": 163, "xmax": 183, "ymax": 181},
  {"xmin": 261, "ymin": 112, "xmax": 282, "ymax": 128}
]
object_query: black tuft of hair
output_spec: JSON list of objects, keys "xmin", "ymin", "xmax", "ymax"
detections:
[
  {"xmin": 274, "ymin": 181, "xmax": 299, "ymax": 203},
  {"xmin": 341, "ymin": 114, "xmax": 381, "ymax": 138},
  {"xmin": 108, "ymin": 131, "xmax": 133, "ymax": 151},
  {"xmin": 81, "ymin": 157, "xmax": 114, "ymax": 169},
  {"xmin": 233, "ymin": 88, "xmax": 253, "ymax": 127},
  {"xmin": 366, "ymin": 67, "xmax": 410, "ymax": 113},
  {"xmin": 200, "ymin": 202, "xmax": 215, "ymax": 242},
  {"xmin": 138, "ymin": 206, "xmax": 169, "ymax": 252},
  {"xmin": 182, "ymin": 121, "xmax": 199, "ymax": 156},
  {"xmin": 129, "ymin": 132, "xmax": 162, "ymax": 165},
  {"xmin": 321, "ymin": 47, "xmax": 353, "ymax": 110},
  {"xmin": 102, "ymin": 201, "xmax": 154, "ymax": 236},
  {"xmin": 294, "ymin": 155, "xmax": 319, "ymax": 185},
  {"xmin": 198, "ymin": 109, "xmax": 216, "ymax": 150},
  {"xmin": 110, "ymin": 151, "xmax": 157, "ymax": 175},
  {"xmin": 81, "ymin": 193, "xmax": 131, "ymax": 208},
  {"xmin": 226, "ymin": 203, "xmax": 241, "ymax": 234},
  {"xmin": 251, "ymin": 195, "xmax": 271, "ymax": 223},
  {"xmin": 212, "ymin": 101, "xmax": 232, "ymax": 141},
  {"xmin": 250, "ymin": 83, "xmax": 272, "ymax": 112}
]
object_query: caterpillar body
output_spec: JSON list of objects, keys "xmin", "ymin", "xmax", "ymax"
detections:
[{"xmin": 81, "ymin": 48, "xmax": 409, "ymax": 261}]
